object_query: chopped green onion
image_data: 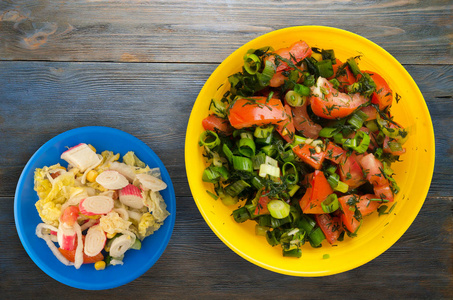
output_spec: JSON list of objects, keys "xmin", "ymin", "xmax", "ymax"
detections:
[
  {"xmin": 255, "ymin": 225, "xmax": 269, "ymax": 236},
  {"xmin": 237, "ymin": 137, "xmax": 255, "ymax": 157},
  {"xmin": 199, "ymin": 130, "xmax": 220, "ymax": 149},
  {"xmin": 232, "ymin": 206, "xmax": 251, "ymax": 223},
  {"xmin": 232, "ymin": 156, "xmax": 253, "ymax": 172},
  {"xmin": 266, "ymin": 230, "xmax": 280, "ymax": 246},
  {"xmin": 209, "ymin": 98, "xmax": 227, "ymax": 118},
  {"xmin": 267, "ymin": 200, "xmax": 290, "ymax": 219},
  {"xmin": 243, "ymin": 53, "xmax": 261, "ymax": 75},
  {"xmin": 327, "ymin": 173, "xmax": 349, "ymax": 193},
  {"xmin": 333, "ymin": 133, "xmax": 344, "ymax": 144},
  {"xmin": 258, "ymin": 215, "xmax": 272, "ymax": 227},
  {"xmin": 254, "ymin": 125, "xmax": 274, "ymax": 139},
  {"xmin": 288, "ymin": 184, "xmax": 300, "ymax": 197},
  {"xmin": 388, "ymin": 141, "xmax": 404, "ymax": 152},
  {"xmin": 259, "ymin": 163, "xmax": 280, "ymax": 178},
  {"xmin": 283, "ymin": 248, "xmax": 302, "ymax": 258},
  {"xmin": 285, "ymin": 90, "xmax": 307, "ymax": 107},
  {"xmin": 252, "ymin": 153, "xmax": 266, "ymax": 170},
  {"xmin": 323, "ymin": 254, "xmax": 330, "ymax": 259},
  {"xmin": 315, "ymin": 59, "xmax": 334, "ymax": 78},
  {"xmin": 255, "ymin": 133, "xmax": 273, "ymax": 145},
  {"xmin": 319, "ymin": 127, "xmax": 340, "ymax": 138},
  {"xmin": 297, "ymin": 215, "xmax": 316, "ymax": 234},
  {"xmin": 347, "ymin": 110, "xmax": 369, "ymax": 129},
  {"xmin": 294, "ymin": 84, "xmax": 310, "ymax": 96},
  {"xmin": 308, "ymin": 227, "xmax": 325, "ymax": 247},
  {"xmin": 224, "ymin": 180, "xmax": 250, "ymax": 197},
  {"xmin": 221, "ymin": 194, "xmax": 239, "ymax": 206},
  {"xmin": 291, "ymin": 135, "xmax": 307, "ymax": 147},
  {"xmin": 329, "ymin": 78, "xmax": 340, "ymax": 89},
  {"xmin": 260, "ymin": 144, "xmax": 277, "ymax": 157},
  {"xmin": 304, "ymin": 74, "xmax": 315, "ymax": 87},
  {"xmin": 222, "ymin": 143, "xmax": 233, "ymax": 163},
  {"xmin": 270, "ymin": 215, "xmax": 292, "ymax": 228},
  {"xmin": 347, "ymin": 57, "xmax": 361, "ymax": 76},
  {"xmin": 202, "ymin": 166, "xmax": 229, "ymax": 183},
  {"xmin": 321, "ymin": 194, "xmax": 340, "ymax": 213},
  {"xmin": 364, "ymin": 120, "xmax": 379, "ymax": 132},
  {"xmin": 321, "ymin": 49, "xmax": 336, "ymax": 63},
  {"xmin": 256, "ymin": 60, "xmax": 276, "ymax": 87},
  {"xmin": 251, "ymin": 175, "xmax": 265, "ymax": 190},
  {"xmin": 282, "ymin": 162, "xmax": 299, "ymax": 185},
  {"xmin": 325, "ymin": 164, "xmax": 337, "ymax": 175}
]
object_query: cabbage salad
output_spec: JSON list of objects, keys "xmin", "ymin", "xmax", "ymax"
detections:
[{"xmin": 34, "ymin": 143, "xmax": 169, "ymax": 270}]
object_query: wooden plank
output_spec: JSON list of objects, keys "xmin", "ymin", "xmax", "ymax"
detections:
[
  {"xmin": 0, "ymin": 62, "xmax": 451, "ymax": 197},
  {"xmin": 2, "ymin": 195, "xmax": 451, "ymax": 298},
  {"xmin": 0, "ymin": 0, "xmax": 451, "ymax": 64}
]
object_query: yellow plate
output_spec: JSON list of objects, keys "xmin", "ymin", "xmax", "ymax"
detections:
[{"xmin": 185, "ymin": 26, "xmax": 435, "ymax": 276}]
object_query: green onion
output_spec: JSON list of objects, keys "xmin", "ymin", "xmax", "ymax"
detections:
[
  {"xmin": 364, "ymin": 120, "xmax": 379, "ymax": 132},
  {"xmin": 333, "ymin": 133, "xmax": 344, "ymax": 144},
  {"xmin": 259, "ymin": 163, "xmax": 280, "ymax": 178},
  {"xmin": 260, "ymin": 144, "xmax": 277, "ymax": 157},
  {"xmin": 308, "ymin": 227, "xmax": 325, "ymax": 247},
  {"xmin": 224, "ymin": 180, "xmax": 250, "ymax": 197},
  {"xmin": 237, "ymin": 137, "xmax": 255, "ymax": 157},
  {"xmin": 347, "ymin": 57, "xmax": 361, "ymax": 76},
  {"xmin": 199, "ymin": 130, "xmax": 220, "ymax": 149},
  {"xmin": 255, "ymin": 225, "xmax": 269, "ymax": 236},
  {"xmin": 254, "ymin": 125, "xmax": 274, "ymax": 139},
  {"xmin": 353, "ymin": 131, "xmax": 371, "ymax": 153},
  {"xmin": 232, "ymin": 156, "xmax": 253, "ymax": 172},
  {"xmin": 347, "ymin": 110, "xmax": 369, "ymax": 130},
  {"xmin": 294, "ymin": 84, "xmax": 310, "ymax": 96},
  {"xmin": 321, "ymin": 49, "xmax": 336, "ymax": 63},
  {"xmin": 329, "ymin": 78, "xmax": 340, "ymax": 89},
  {"xmin": 267, "ymin": 200, "xmax": 290, "ymax": 219},
  {"xmin": 258, "ymin": 215, "xmax": 272, "ymax": 227},
  {"xmin": 282, "ymin": 162, "xmax": 299, "ymax": 185},
  {"xmin": 222, "ymin": 143, "xmax": 233, "ymax": 164},
  {"xmin": 291, "ymin": 135, "xmax": 307, "ymax": 147},
  {"xmin": 388, "ymin": 141, "xmax": 404, "ymax": 153},
  {"xmin": 270, "ymin": 215, "xmax": 292, "ymax": 228},
  {"xmin": 251, "ymin": 175, "xmax": 265, "ymax": 190},
  {"xmin": 266, "ymin": 230, "xmax": 280, "ymax": 246},
  {"xmin": 232, "ymin": 206, "xmax": 251, "ymax": 223},
  {"xmin": 209, "ymin": 98, "xmax": 227, "ymax": 118},
  {"xmin": 288, "ymin": 184, "xmax": 300, "ymax": 197},
  {"xmin": 285, "ymin": 90, "xmax": 307, "ymax": 107},
  {"xmin": 325, "ymin": 165, "xmax": 337, "ymax": 175},
  {"xmin": 297, "ymin": 215, "xmax": 316, "ymax": 234},
  {"xmin": 202, "ymin": 166, "xmax": 229, "ymax": 183},
  {"xmin": 315, "ymin": 59, "xmax": 334, "ymax": 78},
  {"xmin": 243, "ymin": 53, "xmax": 261, "ymax": 75},
  {"xmin": 321, "ymin": 194, "xmax": 340, "ymax": 213},
  {"xmin": 256, "ymin": 60, "xmax": 276, "ymax": 87},
  {"xmin": 280, "ymin": 149, "xmax": 296, "ymax": 163},
  {"xmin": 304, "ymin": 74, "xmax": 315, "ymax": 87},
  {"xmin": 319, "ymin": 127, "xmax": 340, "ymax": 138},
  {"xmin": 323, "ymin": 254, "xmax": 330, "ymax": 259},
  {"xmin": 283, "ymin": 248, "xmax": 302, "ymax": 258},
  {"xmin": 221, "ymin": 194, "xmax": 239, "ymax": 206},
  {"xmin": 327, "ymin": 173, "xmax": 349, "ymax": 193},
  {"xmin": 252, "ymin": 153, "xmax": 266, "ymax": 170}
]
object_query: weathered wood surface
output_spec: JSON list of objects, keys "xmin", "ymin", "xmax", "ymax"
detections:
[
  {"xmin": 0, "ymin": 0, "xmax": 451, "ymax": 64},
  {"xmin": 0, "ymin": 0, "xmax": 452, "ymax": 298}
]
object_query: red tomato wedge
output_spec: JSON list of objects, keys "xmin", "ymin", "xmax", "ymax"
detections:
[
  {"xmin": 310, "ymin": 77, "xmax": 368, "ymax": 119},
  {"xmin": 315, "ymin": 214, "xmax": 343, "ymax": 244},
  {"xmin": 299, "ymin": 170, "xmax": 333, "ymax": 214},
  {"xmin": 58, "ymin": 236, "xmax": 104, "ymax": 264},
  {"xmin": 360, "ymin": 105, "xmax": 378, "ymax": 121},
  {"xmin": 325, "ymin": 141, "xmax": 346, "ymax": 164},
  {"xmin": 290, "ymin": 101, "xmax": 322, "ymax": 139},
  {"xmin": 254, "ymin": 194, "xmax": 271, "ymax": 215},
  {"xmin": 359, "ymin": 153, "xmax": 394, "ymax": 201},
  {"xmin": 363, "ymin": 71, "xmax": 393, "ymax": 110},
  {"xmin": 275, "ymin": 104, "xmax": 295, "ymax": 143},
  {"xmin": 228, "ymin": 97, "xmax": 286, "ymax": 129},
  {"xmin": 202, "ymin": 114, "xmax": 233, "ymax": 135},
  {"xmin": 339, "ymin": 153, "xmax": 366, "ymax": 189},
  {"xmin": 329, "ymin": 59, "xmax": 356, "ymax": 90},
  {"xmin": 292, "ymin": 143, "xmax": 326, "ymax": 170},
  {"xmin": 265, "ymin": 40, "xmax": 312, "ymax": 73},
  {"xmin": 356, "ymin": 194, "xmax": 381, "ymax": 216},
  {"xmin": 338, "ymin": 195, "xmax": 361, "ymax": 233}
]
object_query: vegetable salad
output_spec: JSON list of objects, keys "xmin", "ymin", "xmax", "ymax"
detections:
[
  {"xmin": 34, "ymin": 143, "xmax": 169, "ymax": 269},
  {"xmin": 199, "ymin": 40, "xmax": 407, "ymax": 257}
]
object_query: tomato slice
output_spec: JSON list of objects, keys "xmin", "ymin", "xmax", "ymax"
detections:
[
  {"xmin": 329, "ymin": 59, "xmax": 356, "ymax": 90},
  {"xmin": 265, "ymin": 41, "xmax": 312, "ymax": 73},
  {"xmin": 325, "ymin": 141, "xmax": 346, "ymax": 164},
  {"xmin": 299, "ymin": 170, "xmax": 333, "ymax": 214},
  {"xmin": 292, "ymin": 143, "xmax": 326, "ymax": 170},
  {"xmin": 356, "ymin": 194, "xmax": 381, "ymax": 216},
  {"xmin": 228, "ymin": 97, "xmax": 286, "ymax": 129},
  {"xmin": 338, "ymin": 195, "xmax": 361, "ymax": 233},
  {"xmin": 373, "ymin": 183, "xmax": 394, "ymax": 202},
  {"xmin": 359, "ymin": 153, "xmax": 387, "ymax": 186},
  {"xmin": 202, "ymin": 114, "xmax": 233, "ymax": 135},
  {"xmin": 254, "ymin": 194, "xmax": 271, "ymax": 215},
  {"xmin": 364, "ymin": 71, "xmax": 393, "ymax": 110},
  {"xmin": 315, "ymin": 214, "xmax": 343, "ymax": 244},
  {"xmin": 339, "ymin": 153, "xmax": 366, "ymax": 189},
  {"xmin": 290, "ymin": 101, "xmax": 322, "ymax": 139},
  {"xmin": 360, "ymin": 105, "xmax": 378, "ymax": 121},
  {"xmin": 310, "ymin": 77, "xmax": 368, "ymax": 119},
  {"xmin": 275, "ymin": 104, "xmax": 295, "ymax": 143}
]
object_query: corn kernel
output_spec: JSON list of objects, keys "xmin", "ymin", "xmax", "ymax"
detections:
[
  {"xmin": 106, "ymin": 232, "xmax": 116, "ymax": 239},
  {"xmin": 86, "ymin": 170, "xmax": 99, "ymax": 183},
  {"xmin": 94, "ymin": 261, "xmax": 106, "ymax": 271},
  {"xmin": 88, "ymin": 144, "xmax": 97, "ymax": 153}
]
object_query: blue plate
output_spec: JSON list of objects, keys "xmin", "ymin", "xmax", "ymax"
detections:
[{"xmin": 14, "ymin": 126, "xmax": 176, "ymax": 290}]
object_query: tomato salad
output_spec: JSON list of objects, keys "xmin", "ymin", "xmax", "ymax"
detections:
[{"xmin": 199, "ymin": 40, "xmax": 408, "ymax": 257}]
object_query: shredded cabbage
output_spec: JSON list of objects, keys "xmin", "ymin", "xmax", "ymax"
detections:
[
  {"xmin": 99, "ymin": 211, "xmax": 132, "ymax": 235},
  {"xmin": 138, "ymin": 212, "xmax": 161, "ymax": 239}
]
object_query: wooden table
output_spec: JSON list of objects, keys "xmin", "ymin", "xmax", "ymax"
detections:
[{"xmin": 1, "ymin": 1, "xmax": 451, "ymax": 298}]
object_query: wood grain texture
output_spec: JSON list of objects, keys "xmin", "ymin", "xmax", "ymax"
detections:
[
  {"xmin": 1, "ymin": 196, "xmax": 451, "ymax": 299},
  {"xmin": 0, "ymin": 62, "xmax": 451, "ymax": 197},
  {"xmin": 0, "ymin": 0, "xmax": 451, "ymax": 64}
]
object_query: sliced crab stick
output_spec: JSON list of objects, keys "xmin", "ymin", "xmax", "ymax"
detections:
[
  {"xmin": 119, "ymin": 184, "xmax": 144, "ymax": 209},
  {"xmin": 79, "ymin": 196, "xmax": 114, "ymax": 216},
  {"xmin": 57, "ymin": 223, "xmax": 77, "ymax": 251},
  {"xmin": 84, "ymin": 225, "xmax": 106, "ymax": 257},
  {"xmin": 136, "ymin": 173, "xmax": 167, "ymax": 191},
  {"xmin": 61, "ymin": 143, "xmax": 101, "ymax": 172},
  {"xmin": 96, "ymin": 170, "xmax": 129, "ymax": 190}
]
